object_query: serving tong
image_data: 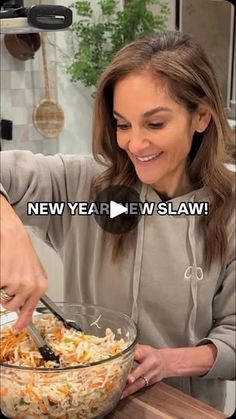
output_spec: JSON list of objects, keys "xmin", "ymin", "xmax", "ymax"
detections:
[
  {"xmin": 40, "ymin": 295, "xmax": 82, "ymax": 333},
  {"xmin": 17, "ymin": 295, "xmax": 82, "ymax": 365},
  {"xmin": 24, "ymin": 321, "xmax": 60, "ymax": 364}
]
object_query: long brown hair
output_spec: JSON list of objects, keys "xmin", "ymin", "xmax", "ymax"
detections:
[{"xmin": 92, "ymin": 30, "xmax": 235, "ymax": 269}]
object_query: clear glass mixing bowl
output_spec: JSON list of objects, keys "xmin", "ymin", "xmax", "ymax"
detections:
[{"xmin": 0, "ymin": 302, "xmax": 137, "ymax": 419}]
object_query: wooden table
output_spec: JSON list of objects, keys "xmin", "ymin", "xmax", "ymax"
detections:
[{"xmin": 107, "ymin": 382, "xmax": 226, "ymax": 418}]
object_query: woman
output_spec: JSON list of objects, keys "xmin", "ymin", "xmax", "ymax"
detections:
[{"xmin": 0, "ymin": 30, "xmax": 235, "ymax": 411}]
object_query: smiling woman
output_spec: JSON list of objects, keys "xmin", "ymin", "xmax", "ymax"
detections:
[
  {"xmin": 92, "ymin": 30, "xmax": 234, "ymax": 268},
  {"xmin": 113, "ymin": 71, "xmax": 211, "ymax": 197}
]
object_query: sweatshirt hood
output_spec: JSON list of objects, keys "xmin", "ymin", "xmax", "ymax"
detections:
[{"xmin": 131, "ymin": 183, "xmax": 211, "ymax": 346}]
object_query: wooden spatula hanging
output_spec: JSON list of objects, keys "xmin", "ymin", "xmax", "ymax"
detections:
[{"xmin": 32, "ymin": 32, "xmax": 64, "ymax": 138}]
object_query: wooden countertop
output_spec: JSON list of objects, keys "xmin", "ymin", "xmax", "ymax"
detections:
[{"xmin": 107, "ymin": 382, "xmax": 226, "ymax": 418}]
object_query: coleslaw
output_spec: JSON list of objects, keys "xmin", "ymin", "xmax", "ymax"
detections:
[{"xmin": 0, "ymin": 314, "xmax": 133, "ymax": 418}]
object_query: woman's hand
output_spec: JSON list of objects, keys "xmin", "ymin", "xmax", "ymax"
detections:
[
  {"xmin": 0, "ymin": 195, "xmax": 48, "ymax": 332},
  {"xmin": 122, "ymin": 344, "xmax": 168, "ymax": 398},
  {"xmin": 121, "ymin": 343, "xmax": 217, "ymax": 399}
]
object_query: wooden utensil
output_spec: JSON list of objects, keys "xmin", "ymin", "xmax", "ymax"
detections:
[
  {"xmin": 4, "ymin": 33, "xmax": 41, "ymax": 61},
  {"xmin": 32, "ymin": 32, "xmax": 64, "ymax": 138}
]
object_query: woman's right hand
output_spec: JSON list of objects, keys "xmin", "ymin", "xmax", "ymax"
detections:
[{"xmin": 0, "ymin": 195, "xmax": 48, "ymax": 332}]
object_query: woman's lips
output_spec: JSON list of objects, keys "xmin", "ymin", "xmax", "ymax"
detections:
[{"xmin": 133, "ymin": 152, "xmax": 163, "ymax": 164}]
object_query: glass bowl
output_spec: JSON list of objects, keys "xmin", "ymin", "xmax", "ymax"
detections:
[{"xmin": 0, "ymin": 302, "xmax": 137, "ymax": 418}]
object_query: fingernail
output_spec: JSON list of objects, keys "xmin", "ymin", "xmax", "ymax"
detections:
[
  {"xmin": 120, "ymin": 395, "xmax": 124, "ymax": 400},
  {"xmin": 12, "ymin": 328, "xmax": 20, "ymax": 334},
  {"xmin": 128, "ymin": 375, "xmax": 135, "ymax": 384}
]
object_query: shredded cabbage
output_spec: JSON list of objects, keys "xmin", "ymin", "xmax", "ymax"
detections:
[{"xmin": 0, "ymin": 315, "xmax": 133, "ymax": 418}]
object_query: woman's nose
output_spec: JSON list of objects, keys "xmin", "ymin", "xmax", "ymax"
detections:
[{"xmin": 127, "ymin": 128, "xmax": 150, "ymax": 154}]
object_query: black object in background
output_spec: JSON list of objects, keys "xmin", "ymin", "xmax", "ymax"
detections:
[
  {"xmin": 1, "ymin": 119, "xmax": 13, "ymax": 140},
  {"xmin": 28, "ymin": 5, "xmax": 72, "ymax": 30},
  {"xmin": 0, "ymin": 0, "xmax": 23, "ymax": 9},
  {"xmin": 0, "ymin": 3, "xmax": 73, "ymax": 30}
]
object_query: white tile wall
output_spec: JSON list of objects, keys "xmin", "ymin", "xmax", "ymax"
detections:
[
  {"xmin": 1, "ymin": 25, "xmax": 59, "ymax": 152},
  {"xmin": 10, "ymin": 70, "xmax": 26, "ymax": 89}
]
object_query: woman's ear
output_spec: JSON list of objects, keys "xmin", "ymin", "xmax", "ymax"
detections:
[{"xmin": 195, "ymin": 104, "xmax": 212, "ymax": 133}]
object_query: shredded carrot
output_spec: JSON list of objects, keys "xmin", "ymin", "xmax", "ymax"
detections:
[
  {"xmin": 27, "ymin": 384, "xmax": 42, "ymax": 402},
  {"xmin": 90, "ymin": 382, "xmax": 102, "ymax": 389},
  {"xmin": 57, "ymin": 385, "xmax": 70, "ymax": 395},
  {"xmin": 105, "ymin": 380, "xmax": 115, "ymax": 392},
  {"xmin": 54, "ymin": 328, "xmax": 62, "ymax": 342},
  {"xmin": 96, "ymin": 370, "xmax": 107, "ymax": 378},
  {"xmin": 0, "ymin": 387, "xmax": 8, "ymax": 396}
]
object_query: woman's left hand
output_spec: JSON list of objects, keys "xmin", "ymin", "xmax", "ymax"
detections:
[
  {"xmin": 121, "ymin": 342, "xmax": 217, "ymax": 399},
  {"xmin": 122, "ymin": 344, "xmax": 168, "ymax": 398}
]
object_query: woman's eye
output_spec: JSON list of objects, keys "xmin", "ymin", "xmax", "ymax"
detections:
[
  {"xmin": 148, "ymin": 122, "xmax": 164, "ymax": 129},
  {"xmin": 116, "ymin": 124, "xmax": 130, "ymax": 130},
  {"xmin": 148, "ymin": 123, "xmax": 164, "ymax": 129}
]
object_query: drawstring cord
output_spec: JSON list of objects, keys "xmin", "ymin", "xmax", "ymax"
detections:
[{"xmin": 185, "ymin": 195, "xmax": 204, "ymax": 345}]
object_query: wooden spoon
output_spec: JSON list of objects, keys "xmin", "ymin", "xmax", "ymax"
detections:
[{"xmin": 32, "ymin": 32, "xmax": 64, "ymax": 138}]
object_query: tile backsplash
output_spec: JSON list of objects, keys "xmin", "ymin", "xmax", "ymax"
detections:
[{"xmin": 1, "ymin": 0, "xmax": 59, "ymax": 154}]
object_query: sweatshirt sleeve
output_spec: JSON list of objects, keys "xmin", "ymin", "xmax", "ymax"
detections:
[
  {"xmin": 196, "ymin": 222, "xmax": 236, "ymax": 380},
  {"xmin": 0, "ymin": 150, "xmax": 99, "ymax": 252}
]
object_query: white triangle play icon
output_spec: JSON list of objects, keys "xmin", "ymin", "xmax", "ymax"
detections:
[{"xmin": 110, "ymin": 201, "xmax": 128, "ymax": 219}]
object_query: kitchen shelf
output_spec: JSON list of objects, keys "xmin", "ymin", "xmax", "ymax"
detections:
[{"xmin": 0, "ymin": 17, "xmax": 67, "ymax": 34}]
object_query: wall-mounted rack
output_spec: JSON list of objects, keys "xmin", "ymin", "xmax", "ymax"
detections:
[{"xmin": 0, "ymin": 4, "xmax": 73, "ymax": 34}]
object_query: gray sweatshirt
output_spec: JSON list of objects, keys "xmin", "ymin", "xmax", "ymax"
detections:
[{"xmin": 1, "ymin": 150, "xmax": 235, "ymax": 412}]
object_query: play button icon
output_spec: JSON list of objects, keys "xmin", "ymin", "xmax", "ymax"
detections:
[
  {"xmin": 110, "ymin": 200, "xmax": 128, "ymax": 218},
  {"xmin": 94, "ymin": 185, "xmax": 141, "ymax": 234}
]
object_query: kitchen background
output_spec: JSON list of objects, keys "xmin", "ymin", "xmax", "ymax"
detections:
[{"xmin": 0, "ymin": 0, "xmax": 235, "ymax": 415}]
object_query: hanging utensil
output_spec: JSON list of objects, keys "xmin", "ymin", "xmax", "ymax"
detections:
[
  {"xmin": 4, "ymin": 32, "xmax": 41, "ymax": 60},
  {"xmin": 32, "ymin": 32, "xmax": 64, "ymax": 138}
]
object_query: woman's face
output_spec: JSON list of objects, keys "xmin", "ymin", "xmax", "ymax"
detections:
[{"xmin": 113, "ymin": 70, "xmax": 205, "ymax": 197}]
